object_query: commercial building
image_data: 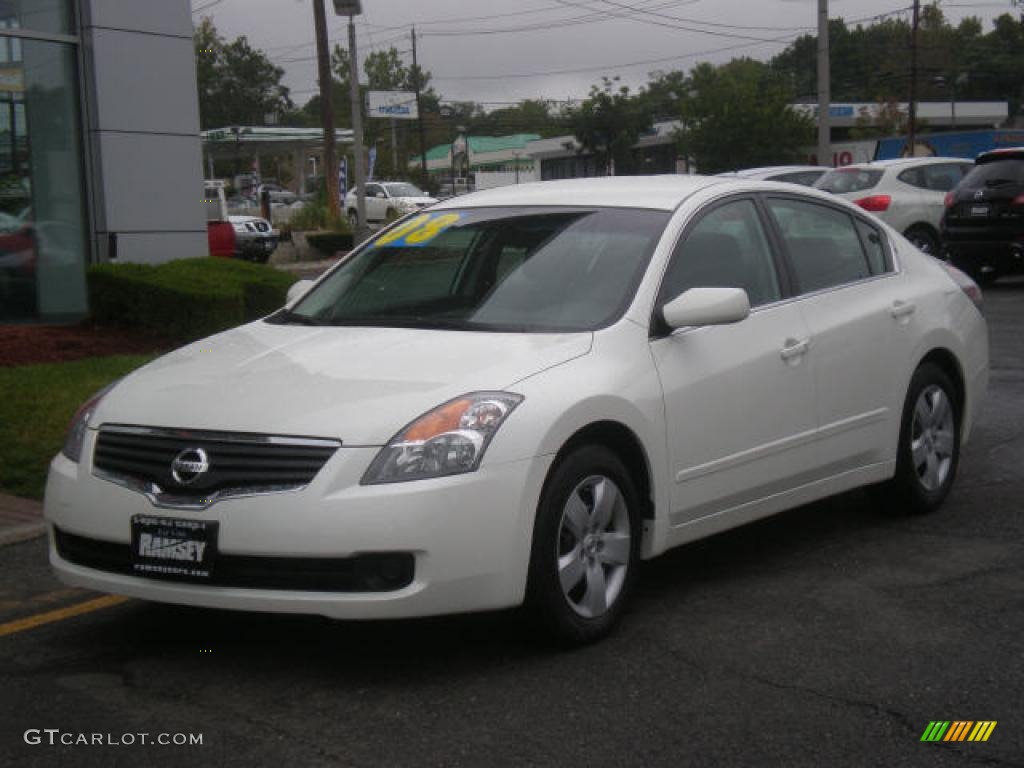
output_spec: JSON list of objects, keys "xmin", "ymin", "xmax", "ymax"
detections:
[{"xmin": 0, "ymin": 0, "xmax": 204, "ymax": 324}]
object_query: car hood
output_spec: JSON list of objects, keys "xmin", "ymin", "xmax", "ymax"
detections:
[
  {"xmin": 393, "ymin": 196, "xmax": 438, "ymax": 206},
  {"xmin": 228, "ymin": 215, "xmax": 271, "ymax": 226},
  {"xmin": 92, "ymin": 321, "xmax": 592, "ymax": 445}
]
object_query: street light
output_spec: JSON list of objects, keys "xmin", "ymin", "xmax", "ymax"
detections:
[{"xmin": 333, "ymin": 0, "xmax": 367, "ymax": 243}]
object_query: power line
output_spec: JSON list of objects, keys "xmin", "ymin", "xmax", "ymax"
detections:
[
  {"xmin": 191, "ymin": 0, "xmax": 226, "ymax": 15},
  {"xmin": 428, "ymin": 5, "xmax": 916, "ymax": 81},
  {"xmin": 571, "ymin": 0, "xmax": 814, "ymax": 32},
  {"xmin": 363, "ymin": 0, "xmax": 683, "ymax": 32}
]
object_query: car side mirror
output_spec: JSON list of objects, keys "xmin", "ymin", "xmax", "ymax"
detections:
[
  {"xmin": 661, "ymin": 287, "xmax": 750, "ymax": 330},
  {"xmin": 286, "ymin": 279, "xmax": 314, "ymax": 306}
]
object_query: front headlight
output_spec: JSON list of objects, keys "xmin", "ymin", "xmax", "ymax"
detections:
[
  {"xmin": 361, "ymin": 392, "xmax": 523, "ymax": 484},
  {"xmin": 61, "ymin": 381, "xmax": 119, "ymax": 463}
]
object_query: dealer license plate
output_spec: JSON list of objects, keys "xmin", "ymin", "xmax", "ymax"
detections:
[{"xmin": 131, "ymin": 515, "xmax": 218, "ymax": 580}]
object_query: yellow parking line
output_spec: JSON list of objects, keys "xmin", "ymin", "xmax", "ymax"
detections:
[{"xmin": 0, "ymin": 595, "xmax": 130, "ymax": 638}]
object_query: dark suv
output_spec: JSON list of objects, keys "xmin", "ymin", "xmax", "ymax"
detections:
[{"xmin": 942, "ymin": 147, "xmax": 1024, "ymax": 283}]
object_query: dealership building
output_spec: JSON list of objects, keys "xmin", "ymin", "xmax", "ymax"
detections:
[{"xmin": 0, "ymin": 0, "xmax": 204, "ymax": 324}]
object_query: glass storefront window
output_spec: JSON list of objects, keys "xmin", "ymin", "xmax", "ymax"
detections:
[
  {"xmin": 1, "ymin": 0, "xmax": 74, "ymax": 37},
  {"xmin": 0, "ymin": 0, "xmax": 87, "ymax": 322}
]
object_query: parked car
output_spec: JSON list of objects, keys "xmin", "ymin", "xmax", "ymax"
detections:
[
  {"xmin": 229, "ymin": 215, "xmax": 279, "ymax": 263},
  {"xmin": 815, "ymin": 157, "xmax": 973, "ymax": 255},
  {"xmin": 344, "ymin": 181, "xmax": 437, "ymax": 225},
  {"xmin": 717, "ymin": 165, "xmax": 829, "ymax": 186},
  {"xmin": 47, "ymin": 176, "xmax": 988, "ymax": 645},
  {"xmin": 941, "ymin": 147, "xmax": 1024, "ymax": 284}
]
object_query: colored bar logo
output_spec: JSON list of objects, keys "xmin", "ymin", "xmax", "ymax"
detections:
[{"xmin": 921, "ymin": 721, "xmax": 997, "ymax": 742}]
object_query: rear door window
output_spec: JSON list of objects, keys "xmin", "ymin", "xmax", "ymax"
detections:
[{"xmin": 766, "ymin": 198, "xmax": 873, "ymax": 293}]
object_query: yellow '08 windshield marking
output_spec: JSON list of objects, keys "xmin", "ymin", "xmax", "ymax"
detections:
[
  {"xmin": 405, "ymin": 214, "xmax": 461, "ymax": 245},
  {"xmin": 375, "ymin": 214, "xmax": 430, "ymax": 246},
  {"xmin": 374, "ymin": 212, "xmax": 463, "ymax": 247}
]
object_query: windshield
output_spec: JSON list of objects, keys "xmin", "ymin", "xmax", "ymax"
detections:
[
  {"xmin": 815, "ymin": 168, "xmax": 884, "ymax": 194},
  {"xmin": 384, "ymin": 183, "xmax": 428, "ymax": 198},
  {"xmin": 962, "ymin": 158, "xmax": 1024, "ymax": 189},
  {"xmin": 279, "ymin": 207, "xmax": 670, "ymax": 332}
]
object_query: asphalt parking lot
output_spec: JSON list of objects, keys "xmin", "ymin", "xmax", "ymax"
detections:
[{"xmin": 1, "ymin": 280, "xmax": 1022, "ymax": 768}]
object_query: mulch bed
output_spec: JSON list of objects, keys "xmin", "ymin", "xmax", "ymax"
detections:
[{"xmin": 0, "ymin": 323, "xmax": 174, "ymax": 367}]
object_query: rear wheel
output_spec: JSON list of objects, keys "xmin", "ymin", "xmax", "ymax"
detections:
[
  {"xmin": 904, "ymin": 225, "xmax": 940, "ymax": 256},
  {"xmin": 873, "ymin": 363, "xmax": 960, "ymax": 514},
  {"xmin": 526, "ymin": 445, "xmax": 642, "ymax": 645}
]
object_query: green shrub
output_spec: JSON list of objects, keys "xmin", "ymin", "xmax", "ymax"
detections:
[
  {"xmin": 305, "ymin": 231, "xmax": 353, "ymax": 256},
  {"xmin": 88, "ymin": 258, "xmax": 297, "ymax": 343}
]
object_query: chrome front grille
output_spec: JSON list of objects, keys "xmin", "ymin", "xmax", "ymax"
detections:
[{"xmin": 93, "ymin": 425, "xmax": 340, "ymax": 509}]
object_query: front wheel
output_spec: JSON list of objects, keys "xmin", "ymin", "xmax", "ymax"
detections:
[
  {"xmin": 873, "ymin": 363, "xmax": 961, "ymax": 514},
  {"xmin": 526, "ymin": 445, "xmax": 642, "ymax": 645}
]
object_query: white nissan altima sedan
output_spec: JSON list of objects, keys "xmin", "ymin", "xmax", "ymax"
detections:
[{"xmin": 45, "ymin": 176, "xmax": 988, "ymax": 644}]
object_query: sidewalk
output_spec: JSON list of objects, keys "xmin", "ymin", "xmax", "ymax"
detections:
[{"xmin": 0, "ymin": 493, "xmax": 45, "ymax": 547}]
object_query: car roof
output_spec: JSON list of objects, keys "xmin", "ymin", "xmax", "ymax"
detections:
[
  {"xmin": 833, "ymin": 156, "xmax": 970, "ymax": 172},
  {"xmin": 430, "ymin": 175, "xmax": 728, "ymax": 211},
  {"xmin": 719, "ymin": 165, "xmax": 827, "ymax": 179}
]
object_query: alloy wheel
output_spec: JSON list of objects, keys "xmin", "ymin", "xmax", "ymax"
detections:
[
  {"xmin": 910, "ymin": 384, "xmax": 955, "ymax": 491},
  {"xmin": 556, "ymin": 475, "xmax": 632, "ymax": 618}
]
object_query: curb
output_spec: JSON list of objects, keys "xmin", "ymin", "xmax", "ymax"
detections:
[
  {"xmin": 0, "ymin": 522, "xmax": 46, "ymax": 547},
  {"xmin": 0, "ymin": 493, "xmax": 46, "ymax": 547}
]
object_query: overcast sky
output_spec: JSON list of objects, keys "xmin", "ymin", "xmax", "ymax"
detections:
[{"xmin": 193, "ymin": 0, "xmax": 1017, "ymax": 109}]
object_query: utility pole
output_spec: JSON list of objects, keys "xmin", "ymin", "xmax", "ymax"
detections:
[
  {"xmin": 908, "ymin": 0, "xmax": 921, "ymax": 157},
  {"xmin": 411, "ymin": 27, "xmax": 429, "ymax": 191},
  {"xmin": 816, "ymin": 0, "xmax": 830, "ymax": 167},
  {"xmin": 312, "ymin": 0, "xmax": 339, "ymax": 218},
  {"xmin": 349, "ymin": 16, "xmax": 367, "ymax": 241}
]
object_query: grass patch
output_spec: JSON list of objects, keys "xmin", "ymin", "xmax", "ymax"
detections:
[{"xmin": 0, "ymin": 355, "xmax": 155, "ymax": 500}]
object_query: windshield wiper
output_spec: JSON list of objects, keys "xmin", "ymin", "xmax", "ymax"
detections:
[
  {"xmin": 984, "ymin": 177, "xmax": 1015, "ymax": 187},
  {"xmin": 269, "ymin": 309, "xmax": 324, "ymax": 326}
]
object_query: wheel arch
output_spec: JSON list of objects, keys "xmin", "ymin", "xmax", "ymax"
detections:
[
  {"xmin": 914, "ymin": 347, "xmax": 966, "ymax": 418},
  {"xmin": 547, "ymin": 420, "xmax": 655, "ymax": 522}
]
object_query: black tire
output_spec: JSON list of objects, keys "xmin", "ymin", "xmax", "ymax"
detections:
[
  {"xmin": 347, "ymin": 210, "xmax": 358, "ymax": 229},
  {"xmin": 904, "ymin": 225, "xmax": 940, "ymax": 256},
  {"xmin": 976, "ymin": 270, "xmax": 999, "ymax": 286},
  {"xmin": 526, "ymin": 444, "xmax": 643, "ymax": 646},
  {"xmin": 872, "ymin": 363, "xmax": 961, "ymax": 515}
]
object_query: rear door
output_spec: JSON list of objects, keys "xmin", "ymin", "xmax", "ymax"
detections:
[
  {"xmin": 897, "ymin": 162, "xmax": 971, "ymax": 234},
  {"xmin": 764, "ymin": 195, "xmax": 914, "ymax": 471}
]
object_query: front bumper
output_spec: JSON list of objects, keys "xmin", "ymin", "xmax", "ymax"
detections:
[
  {"xmin": 234, "ymin": 233, "xmax": 279, "ymax": 260},
  {"xmin": 44, "ymin": 434, "xmax": 552, "ymax": 619}
]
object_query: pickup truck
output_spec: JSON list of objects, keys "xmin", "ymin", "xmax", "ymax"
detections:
[{"xmin": 205, "ymin": 181, "xmax": 279, "ymax": 262}]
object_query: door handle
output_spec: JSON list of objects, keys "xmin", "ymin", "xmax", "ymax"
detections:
[
  {"xmin": 891, "ymin": 300, "xmax": 916, "ymax": 319},
  {"xmin": 780, "ymin": 337, "xmax": 810, "ymax": 362}
]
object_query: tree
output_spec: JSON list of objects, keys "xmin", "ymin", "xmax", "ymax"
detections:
[
  {"xmin": 568, "ymin": 77, "xmax": 653, "ymax": 175},
  {"xmin": 194, "ymin": 18, "xmax": 292, "ymax": 130},
  {"xmin": 674, "ymin": 59, "xmax": 813, "ymax": 174}
]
